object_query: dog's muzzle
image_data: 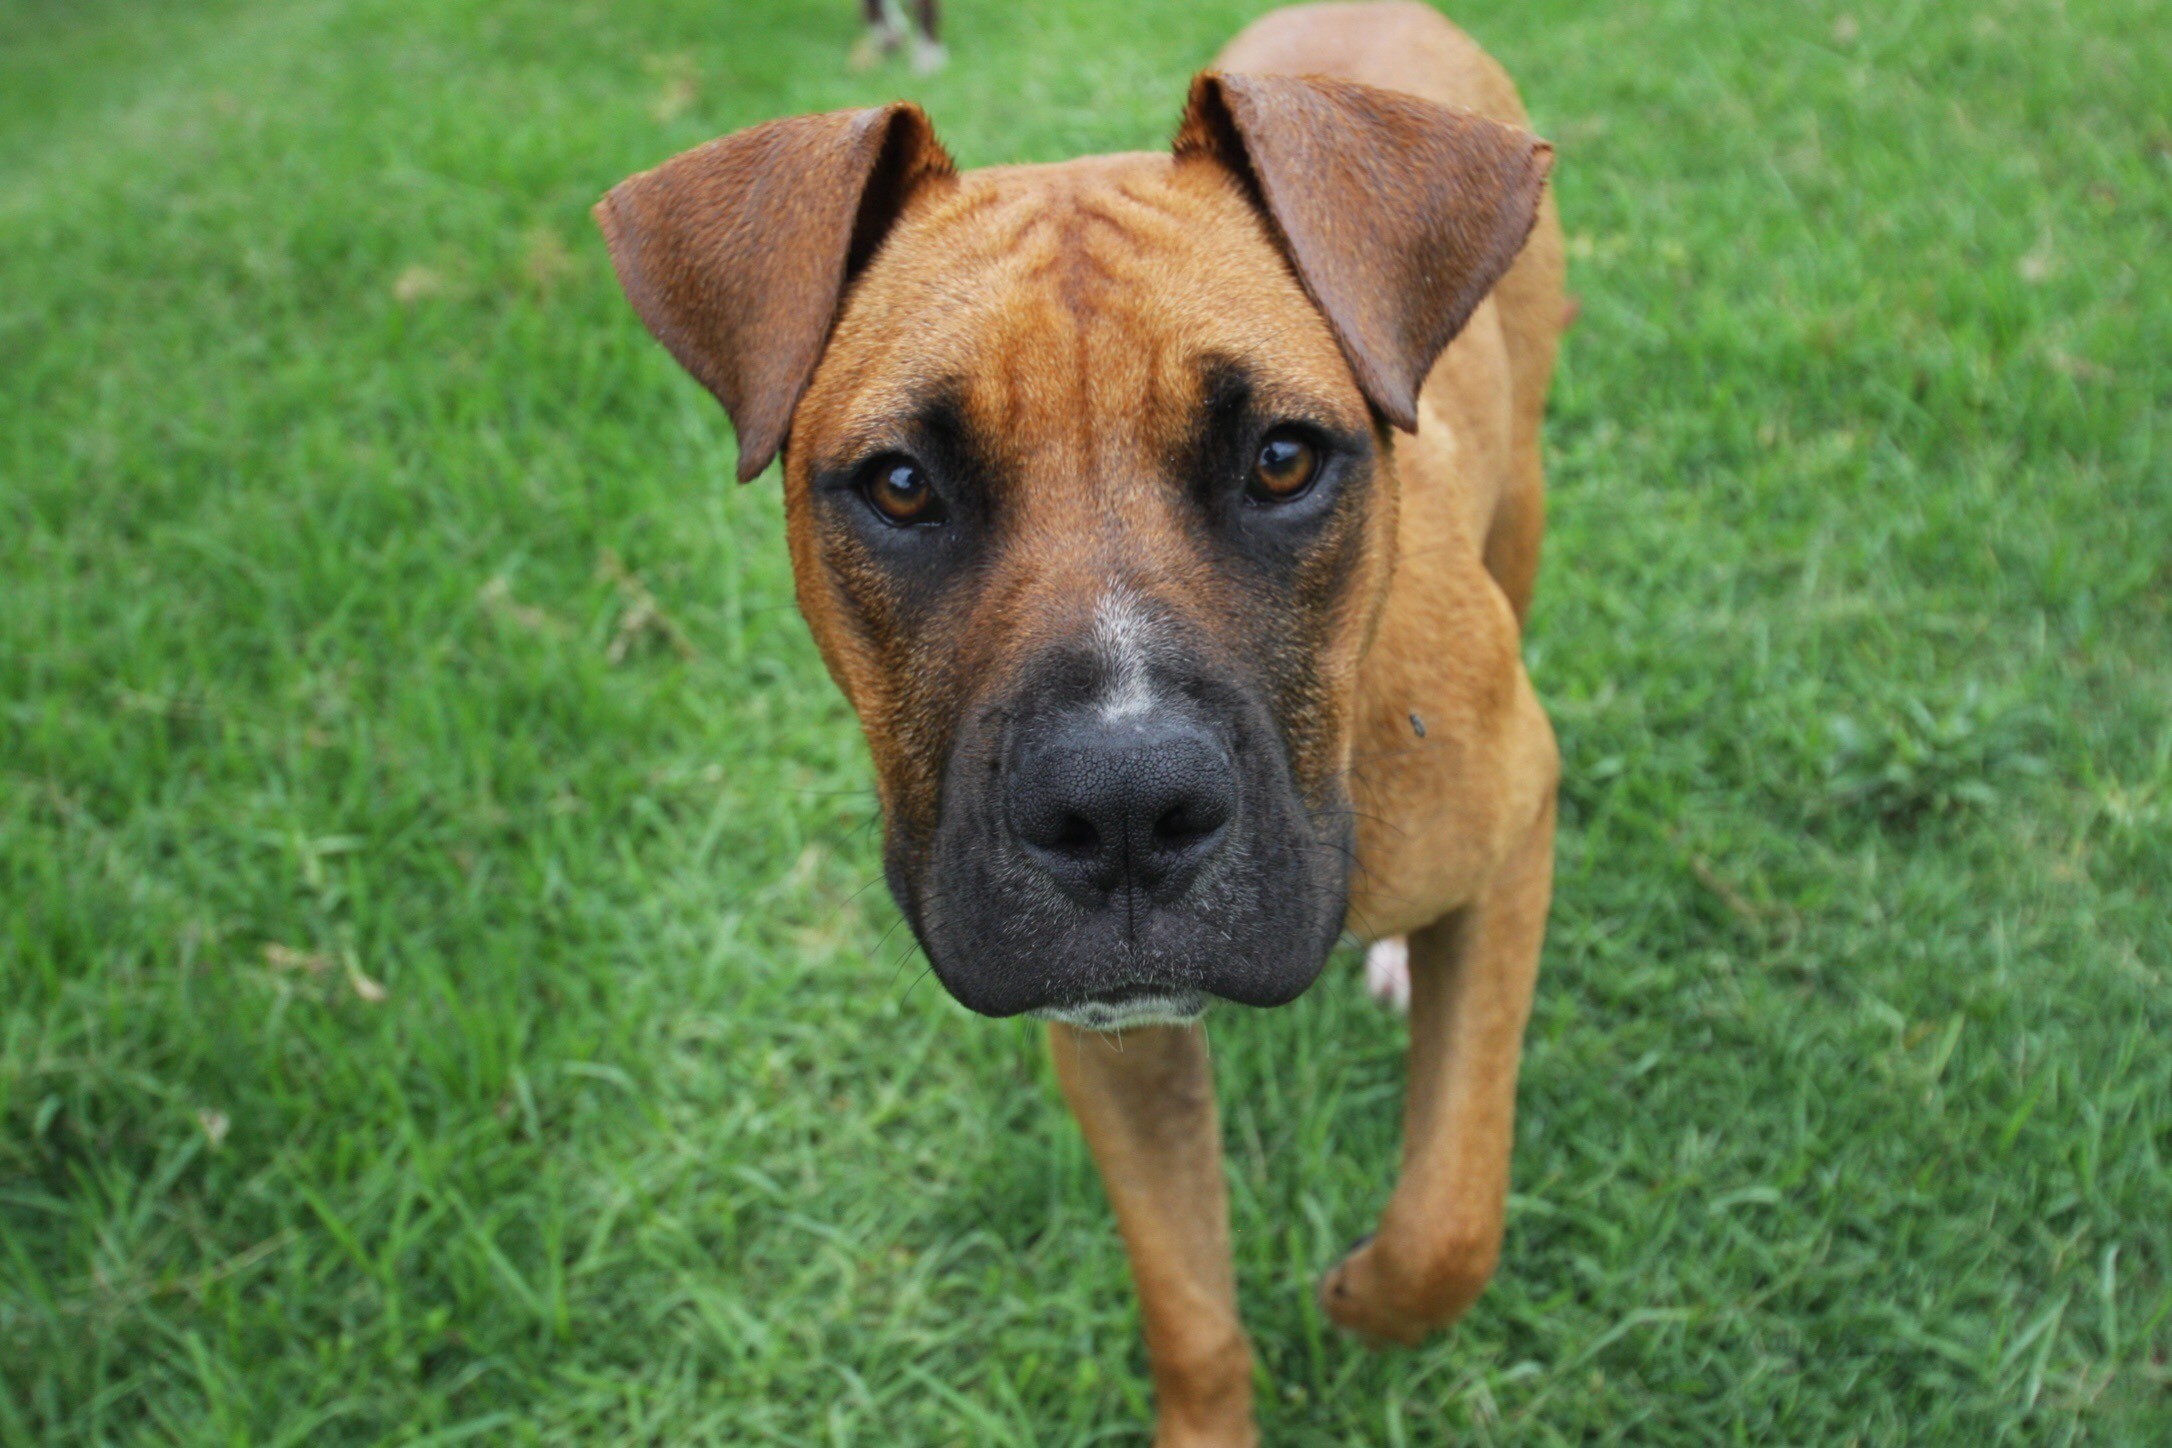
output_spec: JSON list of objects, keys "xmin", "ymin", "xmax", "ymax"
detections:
[{"xmin": 905, "ymin": 635, "xmax": 1346, "ymax": 1023}]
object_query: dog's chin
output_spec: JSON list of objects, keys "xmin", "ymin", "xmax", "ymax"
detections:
[{"xmin": 1031, "ymin": 988, "xmax": 1209, "ymax": 1032}]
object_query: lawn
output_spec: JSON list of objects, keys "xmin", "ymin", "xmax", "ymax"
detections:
[{"xmin": 2, "ymin": 0, "xmax": 2167, "ymax": 1441}]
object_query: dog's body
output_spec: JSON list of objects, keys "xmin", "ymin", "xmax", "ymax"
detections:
[{"xmin": 599, "ymin": 4, "xmax": 1564, "ymax": 1440}]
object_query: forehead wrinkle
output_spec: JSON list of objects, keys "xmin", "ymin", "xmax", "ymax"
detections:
[
  {"xmin": 1010, "ymin": 192, "xmax": 1175, "ymax": 478},
  {"xmin": 819, "ymin": 223, "xmax": 1060, "ymax": 453},
  {"xmin": 1112, "ymin": 175, "xmax": 1193, "ymax": 224},
  {"xmin": 815, "ymin": 151, "xmax": 1364, "ymax": 518}
]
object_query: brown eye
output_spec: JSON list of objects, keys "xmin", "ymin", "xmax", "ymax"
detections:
[
  {"xmin": 1248, "ymin": 431, "xmax": 1320, "ymax": 502},
  {"xmin": 864, "ymin": 457, "xmax": 942, "ymax": 525}
]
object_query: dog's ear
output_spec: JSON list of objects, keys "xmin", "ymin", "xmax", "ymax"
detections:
[
  {"xmin": 1175, "ymin": 72, "xmax": 1551, "ymax": 432},
  {"xmin": 595, "ymin": 104, "xmax": 953, "ymax": 481}
]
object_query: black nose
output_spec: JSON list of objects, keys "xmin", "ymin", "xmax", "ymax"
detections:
[{"xmin": 1007, "ymin": 711, "xmax": 1236, "ymax": 900}]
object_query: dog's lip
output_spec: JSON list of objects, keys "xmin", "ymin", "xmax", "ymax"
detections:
[
  {"xmin": 1084, "ymin": 983, "xmax": 1178, "ymax": 1004},
  {"xmin": 1031, "ymin": 984, "xmax": 1208, "ymax": 1030}
]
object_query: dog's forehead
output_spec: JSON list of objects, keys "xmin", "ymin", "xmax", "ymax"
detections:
[{"xmin": 801, "ymin": 153, "xmax": 1365, "ymax": 460}]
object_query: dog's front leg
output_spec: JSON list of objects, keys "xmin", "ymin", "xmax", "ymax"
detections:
[
  {"xmin": 1049, "ymin": 1022, "xmax": 1256, "ymax": 1447},
  {"xmin": 1322, "ymin": 792, "xmax": 1555, "ymax": 1344}
]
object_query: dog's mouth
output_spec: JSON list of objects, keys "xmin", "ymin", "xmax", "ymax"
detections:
[{"xmin": 1030, "ymin": 985, "xmax": 1210, "ymax": 1032}]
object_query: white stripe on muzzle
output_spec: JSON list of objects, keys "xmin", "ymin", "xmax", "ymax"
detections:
[{"xmin": 1090, "ymin": 585, "xmax": 1163, "ymax": 722}]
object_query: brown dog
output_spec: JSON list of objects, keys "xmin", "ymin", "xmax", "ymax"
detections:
[{"xmin": 597, "ymin": 2, "xmax": 1564, "ymax": 1440}]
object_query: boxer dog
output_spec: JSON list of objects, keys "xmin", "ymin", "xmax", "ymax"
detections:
[{"xmin": 597, "ymin": 3, "xmax": 1565, "ymax": 1440}]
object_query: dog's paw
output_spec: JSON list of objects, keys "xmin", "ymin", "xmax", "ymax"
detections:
[
  {"xmin": 1363, "ymin": 936, "xmax": 1409, "ymax": 1012},
  {"xmin": 1319, "ymin": 1235, "xmax": 1428, "ymax": 1347},
  {"xmin": 1320, "ymin": 1231, "xmax": 1491, "ymax": 1347}
]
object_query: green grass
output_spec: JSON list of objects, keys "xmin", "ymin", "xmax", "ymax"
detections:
[{"xmin": 3, "ymin": 0, "xmax": 2167, "ymax": 1440}]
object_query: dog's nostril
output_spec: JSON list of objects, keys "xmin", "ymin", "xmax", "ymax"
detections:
[
  {"xmin": 1154, "ymin": 799, "xmax": 1225, "ymax": 846},
  {"xmin": 1051, "ymin": 812, "xmax": 1100, "ymax": 855}
]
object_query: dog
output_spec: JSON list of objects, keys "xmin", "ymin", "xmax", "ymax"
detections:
[
  {"xmin": 596, "ymin": 3, "xmax": 1564, "ymax": 1439},
  {"xmin": 849, "ymin": 0, "xmax": 945, "ymax": 75}
]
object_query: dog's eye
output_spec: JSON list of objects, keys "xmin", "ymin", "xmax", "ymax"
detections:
[
  {"xmin": 862, "ymin": 456, "xmax": 945, "ymax": 526},
  {"xmin": 1248, "ymin": 430, "xmax": 1320, "ymax": 502}
]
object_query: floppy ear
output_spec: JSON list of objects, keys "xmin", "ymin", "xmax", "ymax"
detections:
[
  {"xmin": 595, "ymin": 104, "xmax": 953, "ymax": 481},
  {"xmin": 1175, "ymin": 72, "xmax": 1552, "ymax": 432}
]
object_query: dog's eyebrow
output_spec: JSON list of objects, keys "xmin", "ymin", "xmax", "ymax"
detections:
[
  {"xmin": 1193, "ymin": 353, "xmax": 1364, "ymax": 442},
  {"xmin": 809, "ymin": 380, "xmax": 980, "ymax": 477},
  {"xmin": 1198, "ymin": 355, "xmax": 1254, "ymax": 425},
  {"xmin": 909, "ymin": 388, "xmax": 981, "ymax": 478}
]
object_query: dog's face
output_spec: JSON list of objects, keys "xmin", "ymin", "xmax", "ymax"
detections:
[
  {"xmin": 598, "ymin": 76, "xmax": 1550, "ymax": 1026},
  {"xmin": 789, "ymin": 155, "xmax": 1382, "ymax": 1023}
]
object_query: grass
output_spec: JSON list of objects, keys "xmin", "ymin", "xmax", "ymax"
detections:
[{"xmin": 2, "ymin": 0, "xmax": 2167, "ymax": 1440}]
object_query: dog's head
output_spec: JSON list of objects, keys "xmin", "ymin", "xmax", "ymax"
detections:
[{"xmin": 598, "ymin": 74, "xmax": 1548, "ymax": 1026}]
